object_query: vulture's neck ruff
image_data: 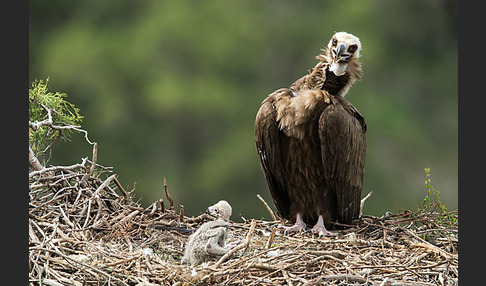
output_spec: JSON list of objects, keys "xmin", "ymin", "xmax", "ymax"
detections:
[
  {"xmin": 321, "ymin": 67, "xmax": 352, "ymax": 97},
  {"xmin": 317, "ymin": 54, "xmax": 362, "ymax": 98}
]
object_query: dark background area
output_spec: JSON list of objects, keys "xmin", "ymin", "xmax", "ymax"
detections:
[{"xmin": 29, "ymin": 0, "xmax": 457, "ymax": 220}]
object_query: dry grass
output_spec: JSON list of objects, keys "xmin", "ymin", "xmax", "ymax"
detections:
[{"xmin": 29, "ymin": 157, "xmax": 458, "ymax": 286}]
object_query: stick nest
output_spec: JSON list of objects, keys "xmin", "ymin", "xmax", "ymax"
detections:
[{"xmin": 29, "ymin": 158, "xmax": 458, "ymax": 286}]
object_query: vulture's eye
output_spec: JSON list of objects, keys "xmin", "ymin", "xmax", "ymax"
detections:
[
  {"xmin": 348, "ymin": 44, "xmax": 358, "ymax": 53},
  {"xmin": 332, "ymin": 38, "xmax": 337, "ymax": 46}
]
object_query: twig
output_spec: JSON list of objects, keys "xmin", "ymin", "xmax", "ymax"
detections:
[
  {"xmin": 401, "ymin": 227, "xmax": 456, "ymax": 260},
  {"xmin": 360, "ymin": 191, "xmax": 373, "ymax": 217},
  {"xmin": 159, "ymin": 198, "xmax": 165, "ymax": 213},
  {"xmin": 257, "ymin": 194, "xmax": 277, "ymax": 221},
  {"xmin": 379, "ymin": 277, "xmax": 389, "ymax": 286},
  {"xmin": 306, "ymin": 250, "xmax": 346, "ymax": 259},
  {"xmin": 82, "ymin": 198, "xmax": 92, "ymax": 229},
  {"xmin": 93, "ymin": 174, "xmax": 117, "ymax": 197},
  {"xmin": 318, "ymin": 274, "xmax": 367, "ymax": 284},
  {"xmin": 103, "ymin": 254, "xmax": 142, "ymax": 267},
  {"xmin": 92, "ymin": 195, "xmax": 104, "ymax": 227},
  {"xmin": 164, "ymin": 177, "xmax": 174, "ymax": 210},
  {"xmin": 282, "ymin": 270, "xmax": 293, "ymax": 286},
  {"xmin": 265, "ymin": 227, "xmax": 277, "ymax": 249},
  {"xmin": 115, "ymin": 210, "xmax": 140, "ymax": 227},
  {"xmin": 80, "ymin": 142, "xmax": 98, "ymax": 187},
  {"xmin": 42, "ymin": 279, "xmax": 64, "ymax": 286},
  {"xmin": 245, "ymin": 219, "xmax": 257, "ymax": 240},
  {"xmin": 410, "ymin": 242, "xmax": 454, "ymax": 260},
  {"xmin": 214, "ymin": 219, "xmax": 256, "ymax": 267},
  {"xmin": 29, "ymin": 158, "xmax": 88, "ymax": 178},
  {"xmin": 29, "ymin": 105, "xmax": 95, "ymax": 146},
  {"xmin": 113, "ymin": 176, "xmax": 129, "ymax": 203},
  {"xmin": 148, "ymin": 201, "xmax": 157, "ymax": 216},
  {"xmin": 179, "ymin": 205, "xmax": 185, "ymax": 222},
  {"xmin": 29, "ymin": 106, "xmax": 55, "ymax": 131},
  {"xmin": 248, "ymin": 254, "xmax": 305, "ymax": 286},
  {"xmin": 72, "ymin": 127, "xmax": 95, "ymax": 145},
  {"xmin": 251, "ymin": 263, "xmax": 278, "ymax": 271}
]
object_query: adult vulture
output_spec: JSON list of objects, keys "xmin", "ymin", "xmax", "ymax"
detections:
[{"xmin": 255, "ymin": 32, "xmax": 366, "ymax": 236}]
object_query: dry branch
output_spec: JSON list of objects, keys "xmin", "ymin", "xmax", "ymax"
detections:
[
  {"xmin": 163, "ymin": 177, "xmax": 174, "ymax": 210},
  {"xmin": 265, "ymin": 227, "xmax": 277, "ymax": 249},
  {"xmin": 80, "ymin": 142, "xmax": 98, "ymax": 187},
  {"xmin": 257, "ymin": 194, "xmax": 277, "ymax": 221},
  {"xmin": 29, "ymin": 146, "xmax": 44, "ymax": 171}
]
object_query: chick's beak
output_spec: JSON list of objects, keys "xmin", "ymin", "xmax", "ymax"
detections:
[{"xmin": 206, "ymin": 207, "xmax": 213, "ymax": 215}]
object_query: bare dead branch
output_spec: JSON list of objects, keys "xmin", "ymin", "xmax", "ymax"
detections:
[
  {"xmin": 179, "ymin": 205, "xmax": 185, "ymax": 222},
  {"xmin": 257, "ymin": 194, "xmax": 277, "ymax": 221},
  {"xmin": 80, "ymin": 142, "xmax": 98, "ymax": 187},
  {"xmin": 29, "ymin": 146, "xmax": 44, "ymax": 171},
  {"xmin": 265, "ymin": 227, "xmax": 277, "ymax": 249},
  {"xmin": 29, "ymin": 158, "xmax": 88, "ymax": 178},
  {"xmin": 163, "ymin": 177, "xmax": 174, "ymax": 210},
  {"xmin": 360, "ymin": 190, "xmax": 373, "ymax": 217}
]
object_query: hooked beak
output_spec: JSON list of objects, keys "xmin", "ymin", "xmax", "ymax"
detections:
[{"xmin": 332, "ymin": 43, "xmax": 350, "ymax": 62}]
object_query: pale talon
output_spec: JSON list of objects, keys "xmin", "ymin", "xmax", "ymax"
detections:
[
  {"xmin": 311, "ymin": 215, "xmax": 338, "ymax": 237},
  {"xmin": 280, "ymin": 213, "xmax": 307, "ymax": 235}
]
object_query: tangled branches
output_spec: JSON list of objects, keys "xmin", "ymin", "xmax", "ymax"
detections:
[{"xmin": 28, "ymin": 146, "xmax": 192, "ymax": 285}]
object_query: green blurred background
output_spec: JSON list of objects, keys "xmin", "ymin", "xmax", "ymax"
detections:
[{"xmin": 29, "ymin": 0, "xmax": 457, "ymax": 220}]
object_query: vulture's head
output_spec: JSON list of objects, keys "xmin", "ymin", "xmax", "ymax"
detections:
[
  {"xmin": 207, "ymin": 200, "xmax": 232, "ymax": 221},
  {"xmin": 326, "ymin": 31, "xmax": 362, "ymax": 76}
]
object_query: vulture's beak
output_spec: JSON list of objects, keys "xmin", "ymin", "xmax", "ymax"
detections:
[{"xmin": 333, "ymin": 43, "xmax": 350, "ymax": 62}]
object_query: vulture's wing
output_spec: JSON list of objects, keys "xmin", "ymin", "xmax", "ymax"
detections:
[
  {"xmin": 319, "ymin": 96, "xmax": 366, "ymax": 223},
  {"xmin": 254, "ymin": 90, "xmax": 292, "ymax": 220}
]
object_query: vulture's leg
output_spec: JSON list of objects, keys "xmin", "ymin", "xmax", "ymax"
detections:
[
  {"xmin": 311, "ymin": 215, "xmax": 337, "ymax": 237},
  {"xmin": 282, "ymin": 212, "xmax": 307, "ymax": 234}
]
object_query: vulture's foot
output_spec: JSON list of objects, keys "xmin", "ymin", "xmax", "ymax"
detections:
[
  {"xmin": 311, "ymin": 215, "xmax": 337, "ymax": 238},
  {"xmin": 282, "ymin": 222, "xmax": 306, "ymax": 235},
  {"xmin": 279, "ymin": 213, "xmax": 307, "ymax": 235}
]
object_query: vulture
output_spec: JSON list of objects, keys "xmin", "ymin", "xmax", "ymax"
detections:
[
  {"xmin": 254, "ymin": 32, "xmax": 366, "ymax": 236},
  {"xmin": 181, "ymin": 200, "xmax": 233, "ymax": 266}
]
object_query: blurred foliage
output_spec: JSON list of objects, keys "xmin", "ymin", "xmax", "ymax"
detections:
[
  {"xmin": 29, "ymin": 78, "xmax": 83, "ymax": 156},
  {"xmin": 29, "ymin": 0, "xmax": 457, "ymax": 219}
]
